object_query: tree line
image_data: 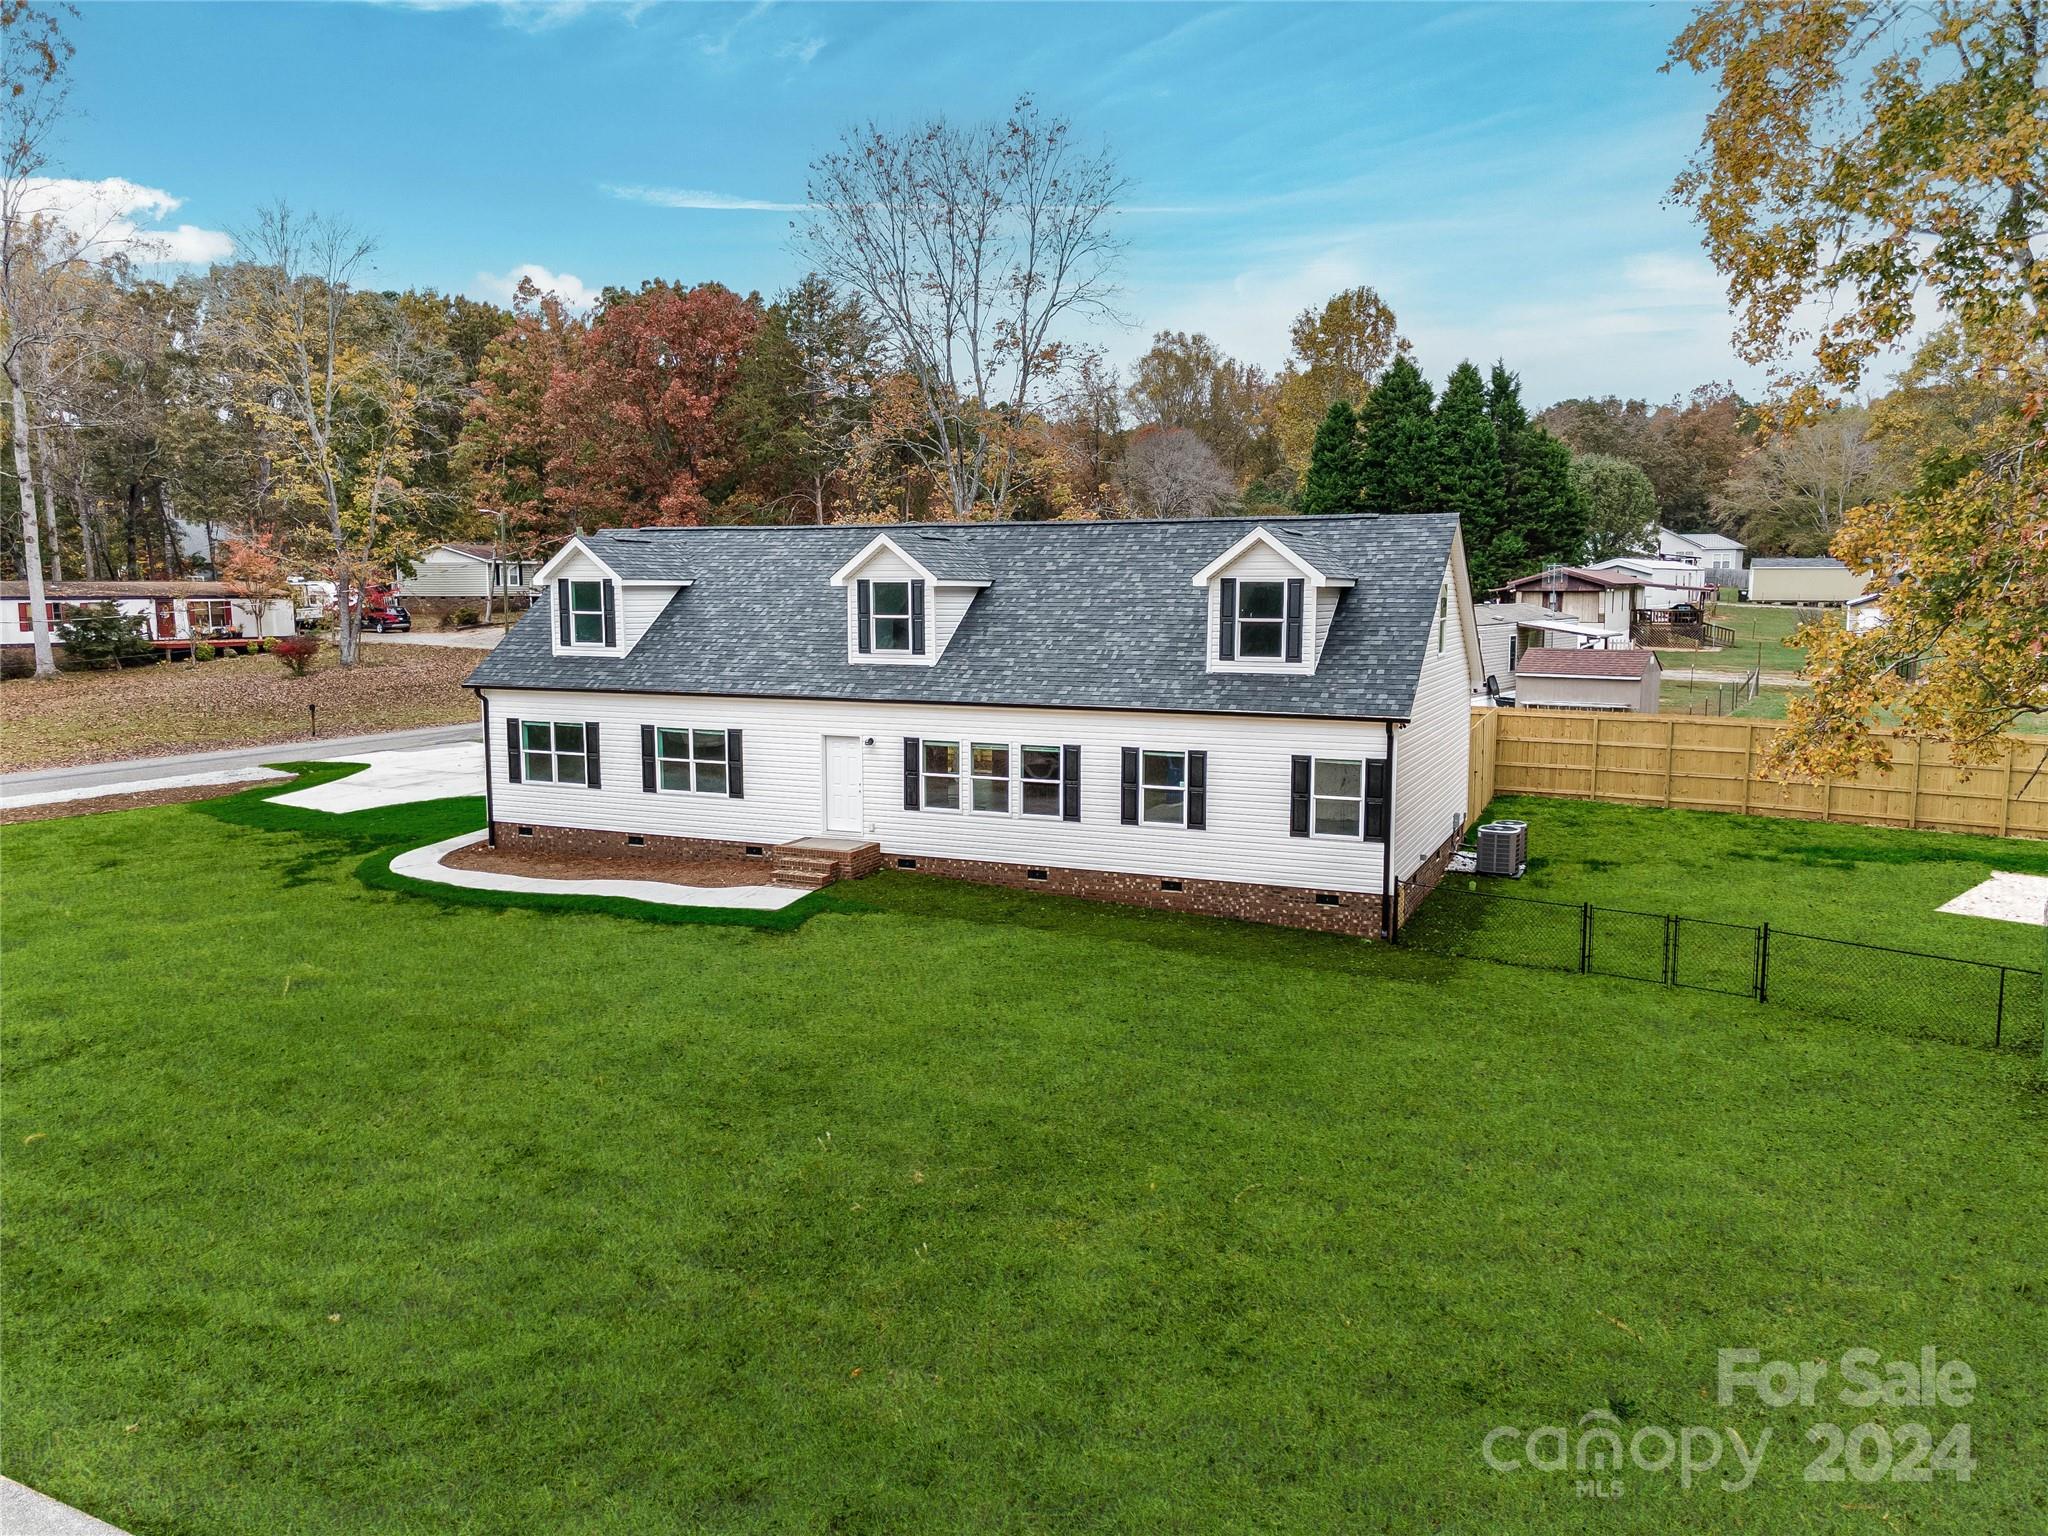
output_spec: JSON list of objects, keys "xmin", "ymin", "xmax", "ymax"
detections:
[{"xmin": 4, "ymin": 0, "xmax": 2035, "ymax": 738}]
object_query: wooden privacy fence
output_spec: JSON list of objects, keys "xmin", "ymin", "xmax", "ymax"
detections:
[{"xmin": 1465, "ymin": 708, "xmax": 2048, "ymax": 841}]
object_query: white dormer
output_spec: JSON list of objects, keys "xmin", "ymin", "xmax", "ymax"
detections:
[
  {"xmin": 1190, "ymin": 526, "xmax": 1355, "ymax": 676},
  {"xmin": 533, "ymin": 537, "xmax": 691, "ymax": 659},
  {"xmin": 830, "ymin": 533, "xmax": 991, "ymax": 667}
]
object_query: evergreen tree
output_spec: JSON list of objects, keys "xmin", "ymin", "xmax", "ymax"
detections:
[
  {"xmin": 1296, "ymin": 399, "xmax": 1364, "ymax": 515},
  {"xmin": 1481, "ymin": 360, "xmax": 1586, "ymax": 574},
  {"xmin": 1434, "ymin": 361, "xmax": 1509, "ymax": 589},
  {"xmin": 1514, "ymin": 428, "xmax": 1589, "ymax": 566},
  {"xmin": 1355, "ymin": 355, "xmax": 1439, "ymax": 515}
]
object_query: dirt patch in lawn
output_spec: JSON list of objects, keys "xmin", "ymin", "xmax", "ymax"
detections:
[
  {"xmin": 0, "ymin": 645, "xmax": 480, "ymax": 772},
  {"xmin": 443, "ymin": 841, "xmax": 777, "ymax": 888},
  {"xmin": 0, "ymin": 779, "xmax": 269, "ymax": 825}
]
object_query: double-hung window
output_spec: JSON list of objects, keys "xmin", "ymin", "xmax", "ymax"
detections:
[
  {"xmin": 1020, "ymin": 745, "xmax": 1063, "ymax": 817},
  {"xmin": 1140, "ymin": 750, "xmax": 1187, "ymax": 827},
  {"xmin": 1236, "ymin": 581, "xmax": 1285, "ymax": 659},
  {"xmin": 922, "ymin": 740, "xmax": 961, "ymax": 809},
  {"xmin": 970, "ymin": 744, "xmax": 1010, "ymax": 813},
  {"xmin": 568, "ymin": 580, "xmax": 607, "ymax": 645},
  {"xmin": 870, "ymin": 581, "xmax": 912, "ymax": 653},
  {"xmin": 1311, "ymin": 758, "xmax": 1364, "ymax": 837},
  {"xmin": 657, "ymin": 728, "xmax": 728, "ymax": 794},
  {"xmin": 522, "ymin": 721, "xmax": 588, "ymax": 785}
]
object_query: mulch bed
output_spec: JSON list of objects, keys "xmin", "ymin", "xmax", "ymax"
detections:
[
  {"xmin": 441, "ymin": 841, "xmax": 777, "ymax": 888},
  {"xmin": 0, "ymin": 779, "xmax": 262, "ymax": 825}
]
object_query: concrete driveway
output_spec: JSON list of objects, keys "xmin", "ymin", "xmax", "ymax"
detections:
[
  {"xmin": 1, "ymin": 1478, "xmax": 132, "ymax": 1535},
  {"xmin": 362, "ymin": 627, "xmax": 506, "ymax": 650}
]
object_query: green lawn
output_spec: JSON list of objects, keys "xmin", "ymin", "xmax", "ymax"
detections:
[
  {"xmin": 1704, "ymin": 600, "xmax": 1815, "ymax": 672},
  {"xmin": 4, "ymin": 788, "xmax": 2046, "ymax": 1533}
]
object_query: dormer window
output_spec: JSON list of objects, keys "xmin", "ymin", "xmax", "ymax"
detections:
[
  {"xmin": 1235, "ymin": 581, "xmax": 1287, "ymax": 658},
  {"xmin": 567, "ymin": 580, "xmax": 609, "ymax": 646},
  {"xmin": 869, "ymin": 580, "xmax": 914, "ymax": 653}
]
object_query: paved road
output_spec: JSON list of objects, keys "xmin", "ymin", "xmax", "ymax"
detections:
[
  {"xmin": 0, "ymin": 1478, "xmax": 132, "ymax": 1536},
  {"xmin": 0, "ymin": 721, "xmax": 481, "ymax": 799}
]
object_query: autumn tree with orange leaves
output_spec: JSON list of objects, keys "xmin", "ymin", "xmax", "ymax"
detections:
[
  {"xmin": 541, "ymin": 280, "xmax": 759, "ymax": 527},
  {"xmin": 1668, "ymin": 0, "xmax": 2047, "ymax": 774}
]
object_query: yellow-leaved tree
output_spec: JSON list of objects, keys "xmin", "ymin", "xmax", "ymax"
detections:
[{"xmin": 1668, "ymin": 0, "xmax": 2047, "ymax": 774}]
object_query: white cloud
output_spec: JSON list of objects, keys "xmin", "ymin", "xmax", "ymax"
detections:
[
  {"xmin": 472, "ymin": 262, "xmax": 602, "ymax": 310},
  {"xmin": 19, "ymin": 177, "xmax": 233, "ymax": 266},
  {"xmin": 777, "ymin": 34, "xmax": 825, "ymax": 67},
  {"xmin": 376, "ymin": 0, "xmax": 649, "ymax": 34},
  {"xmin": 604, "ymin": 183, "xmax": 806, "ymax": 213}
]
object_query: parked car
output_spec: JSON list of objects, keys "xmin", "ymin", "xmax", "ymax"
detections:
[{"xmin": 359, "ymin": 585, "xmax": 412, "ymax": 632}]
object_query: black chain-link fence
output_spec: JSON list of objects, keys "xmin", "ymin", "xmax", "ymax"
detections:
[{"xmin": 1401, "ymin": 881, "xmax": 2044, "ymax": 1054}]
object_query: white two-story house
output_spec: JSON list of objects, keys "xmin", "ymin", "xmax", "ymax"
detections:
[{"xmin": 462, "ymin": 513, "xmax": 1479, "ymax": 939}]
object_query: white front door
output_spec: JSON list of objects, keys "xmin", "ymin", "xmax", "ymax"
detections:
[{"xmin": 822, "ymin": 735, "xmax": 863, "ymax": 833}]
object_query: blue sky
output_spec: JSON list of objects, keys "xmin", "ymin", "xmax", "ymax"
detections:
[{"xmin": 61, "ymin": 0, "xmax": 1756, "ymax": 407}]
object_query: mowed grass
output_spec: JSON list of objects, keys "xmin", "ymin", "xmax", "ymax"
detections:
[
  {"xmin": 1479, "ymin": 794, "xmax": 2048, "ymax": 971},
  {"xmin": 3, "ymin": 795, "xmax": 2046, "ymax": 1534}
]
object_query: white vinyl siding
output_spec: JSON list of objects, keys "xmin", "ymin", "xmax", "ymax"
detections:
[
  {"xmin": 485, "ymin": 689, "xmax": 1406, "ymax": 895},
  {"xmin": 1390, "ymin": 565, "xmax": 1474, "ymax": 882}
]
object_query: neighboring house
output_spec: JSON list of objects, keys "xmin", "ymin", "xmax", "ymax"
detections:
[
  {"xmin": 463, "ymin": 514, "xmax": 1481, "ymax": 939},
  {"xmin": 1748, "ymin": 556, "xmax": 1869, "ymax": 606},
  {"xmin": 1844, "ymin": 593, "xmax": 1887, "ymax": 634},
  {"xmin": 1473, "ymin": 601, "xmax": 1628, "ymax": 699},
  {"xmin": 1492, "ymin": 567, "xmax": 1639, "ymax": 632},
  {"xmin": 1650, "ymin": 526, "xmax": 1747, "ymax": 589},
  {"xmin": 403, "ymin": 543, "xmax": 541, "ymax": 603},
  {"xmin": 0, "ymin": 580, "xmax": 296, "ymax": 654},
  {"xmin": 1513, "ymin": 647, "xmax": 1662, "ymax": 713},
  {"xmin": 1585, "ymin": 556, "xmax": 1710, "ymax": 612}
]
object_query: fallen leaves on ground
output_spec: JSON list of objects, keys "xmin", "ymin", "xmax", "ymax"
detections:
[{"xmin": 0, "ymin": 645, "xmax": 480, "ymax": 772}]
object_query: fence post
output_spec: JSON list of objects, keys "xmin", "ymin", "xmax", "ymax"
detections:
[
  {"xmin": 1757, "ymin": 923, "xmax": 1770, "ymax": 1004},
  {"xmin": 1994, "ymin": 967, "xmax": 2005, "ymax": 1050},
  {"xmin": 1664, "ymin": 915, "xmax": 1677, "ymax": 987},
  {"xmin": 1580, "ymin": 903, "xmax": 1592, "ymax": 975}
]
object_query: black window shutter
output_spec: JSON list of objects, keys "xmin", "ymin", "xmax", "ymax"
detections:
[
  {"xmin": 640, "ymin": 724, "xmax": 657, "ymax": 793},
  {"xmin": 1187, "ymin": 750, "xmax": 1208, "ymax": 830},
  {"xmin": 556, "ymin": 579, "xmax": 570, "ymax": 645},
  {"xmin": 506, "ymin": 716, "xmax": 522, "ymax": 784},
  {"xmin": 902, "ymin": 736, "xmax": 920, "ymax": 810},
  {"xmin": 585, "ymin": 722, "xmax": 602, "ymax": 789},
  {"xmin": 1120, "ymin": 747, "xmax": 1139, "ymax": 825},
  {"xmin": 726, "ymin": 729, "xmax": 744, "ymax": 798},
  {"xmin": 601, "ymin": 581, "xmax": 616, "ymax": 647},
  {"xmin": 910, "ymin": 580, "xmax": 926, "ymax": 654},
  {"xmin": 857, "ymin": 580, "xmax": 873, "ymax": 654},
  {"xmin": 1364, "ymin": 758, "xmax": 1389, "ymax": 843},
  {"xmin": 1284, "ymin": 578, "xmax": 1305, "ymax": 662},
  {"xmin": 1289, "ymin": 754, "xmax": 1311, "ymax": 837},
  {"xmin": 1061, "ymin": 744, "xmax": 1081, "ymax": 822},
  {"xmin": 1218, "ymin": 577, "xmax": 1236, "ymax": 661}
]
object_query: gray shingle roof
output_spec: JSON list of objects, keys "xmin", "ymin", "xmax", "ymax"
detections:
[
  {"xmin": 1752, "ymin": 556, "xmax": 1848, "ymax": 569},
  {"xmin": 468, "ymin": 513, "xmax": 1459, "ymax": 721}
]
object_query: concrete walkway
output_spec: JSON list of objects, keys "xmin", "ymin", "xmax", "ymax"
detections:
[
  {"xmin": 392, "ymin": 830, "xmax": 808, "ymax": 911},
  {"xmin": 271, "ymin": 742, "xmax": 483, "ymax": 812},
  {"xmin": 0, "ymin": 722, "xmax": 480, "ymax": 805},
  {"xmin": 0, "ymin": 1478, "xmax": 132, "ymax": 1536}
]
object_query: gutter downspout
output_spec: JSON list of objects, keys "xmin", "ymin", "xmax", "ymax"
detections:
[
  {"xmin": 1381, "ymin": 719, "xmax": 1396, "ymax": 941},
  {"xmin": 480, "ymin": 691, "xmax": 496, "ymax": 848}
]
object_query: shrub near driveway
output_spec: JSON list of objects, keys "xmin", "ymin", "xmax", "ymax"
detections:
[{"xmin": 1, "ymin": 796, "xmax": 2044, "ymax": 1534}]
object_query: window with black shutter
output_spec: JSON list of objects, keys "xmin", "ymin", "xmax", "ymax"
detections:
[
  {"xmin": 1186, "ymin": 750, "xmax": 1207, "ymax": 830},
  {"xmin": 1289, "ymin": 754, "xmax": 1311, "ymax": 837},
  {"xmin": 1284, "ymin": 578, "xmax": 1304, "ymax": 662},
  {"xmin": 1363, "ymin": 758, "xmax": 1390, "ymax": 843},
  {"xmin": 1218, "ymin": 577, "xmax": 1237, "ymax": 660},
  {"xmin": 902, "ymin": 737, "xmax": 921, "ymax": 809},
  {"xmin": 1120, "ymin": 747, "xmax": 1139, "ymax": 824}
]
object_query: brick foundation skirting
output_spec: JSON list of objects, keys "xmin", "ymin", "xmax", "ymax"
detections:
[
  {"xmin": 486, "ymin": 819, "xmax": 1471, "ymax": 940},
  {"xmin": 880, "ymin": 851, "xmax": 1389, "ymax": 938},
  {"xmin": 1397, "ymin": 826, "xmax": 1465, "ymax": 924},
  {"xmin": 489, "ymin": 820, "xmax": 771, "ymax": 864}
]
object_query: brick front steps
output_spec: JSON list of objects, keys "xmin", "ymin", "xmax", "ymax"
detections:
[{"xmin": 770, "ymin": 836, "xmax": 883, "ymax": 889}]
